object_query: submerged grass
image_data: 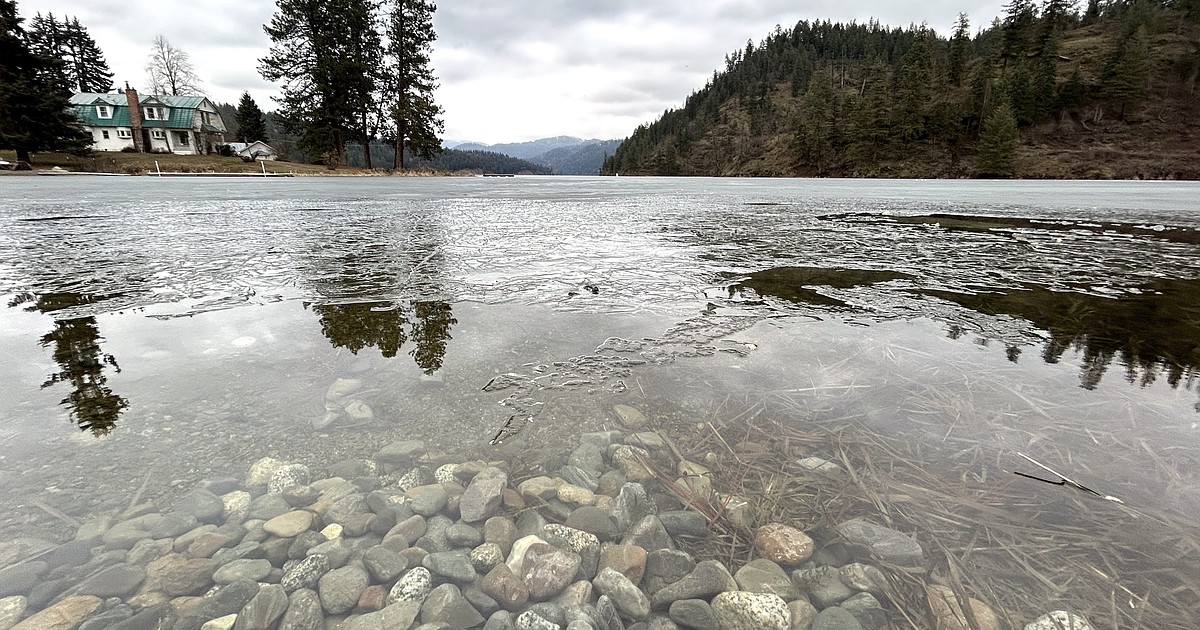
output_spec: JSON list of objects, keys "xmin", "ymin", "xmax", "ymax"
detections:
[{"xmin": 642, "ymin": 384, "xmax": 1200, "ymax": 630}]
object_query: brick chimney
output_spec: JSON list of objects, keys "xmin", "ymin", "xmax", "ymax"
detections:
[{"xmin": 124, "ymin": 82, "xmax": 145, "ymax": 153}]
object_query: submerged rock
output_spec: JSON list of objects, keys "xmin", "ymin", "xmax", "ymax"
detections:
[
  {"xmin": 754, "ymin": 524, "xmax": 814, "ymax": 567},
  {"xmin": 709, "ymin": 592, "xmax": 790, "ymax": 630},
  {"xmin": 1024, "ymin": 611, "xmax": 1094, "ymax": 630},
  {"xmin": 834, "ymin": 519, "xmax": 924, "ymax": 568}
]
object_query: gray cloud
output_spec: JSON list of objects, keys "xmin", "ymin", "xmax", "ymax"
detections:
[{"xmin": 29, "ymin": 0, "xmax": 1007, "ymax": 143}]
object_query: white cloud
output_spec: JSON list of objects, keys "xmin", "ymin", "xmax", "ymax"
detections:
[{"xmin": 26, "ymin": 0, "xmax": 1006, "ymax": 144}]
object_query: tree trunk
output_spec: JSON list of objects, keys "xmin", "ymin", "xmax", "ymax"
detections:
[
  {"xmin": 394, "ymin": 118, "xmax": 406, "ymax": 170},
  {"xmin": 362, "ymin": 112, "xmax": 373, "ymax": 169},
  {"xmin": 16, "ymin": 147, "xmax": 31, "ymax": 163}
]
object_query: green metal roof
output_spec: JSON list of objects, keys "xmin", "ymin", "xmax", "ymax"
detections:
[{"xmin": 70, "ymin": 93, "xmax": 224, "ymax": 131}]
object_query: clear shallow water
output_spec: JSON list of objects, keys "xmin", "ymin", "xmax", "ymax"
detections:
[{"xmin": 1, "ymin": 176, "xmax": 1199, "ymax": 622}]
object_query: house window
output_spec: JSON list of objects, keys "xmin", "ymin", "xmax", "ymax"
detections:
[
  {"xmin": 151, "ymin": 130, "xmax": 165, "ymax": 139},
  {"xmin": 116, "ymin": 129, "xmax": 132, "ymax": 139},
  {"xmin": 101, "ymin": 130, "xmax": 110, "ymax": 140},
  {"xmin": 177, "ymin": 132, "xmax": 189, "ymax": 146},
  {"xmin": 96, "ymin": 105, "xmax": 111, "ymax": 119},
  {"xmin": 200, "ymin": 111, "xmax": 211, "ymax": 124},
  {"xmin": 145, "ymin": 107, "xmax": 158, "ymax": 120}
]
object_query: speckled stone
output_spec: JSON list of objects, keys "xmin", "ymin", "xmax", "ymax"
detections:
[
  {"xmin": 610, "ymin": 446, "xmax": 654, "ymax": 481},
  {"xmin": 245, "ymin": 457, "xmax": 287, "ymax": 489},
  {"xmin": 516, "ymin": 610, "xmax": 562, "ymax": 630},
  {"xmin": 1025, "ymin": 611, "xmax": 1093, "ymax": 630},
  {"xmin": 388, "ymin": 567, "xmax": 433, "ymax": 605},
  {"xmin": 710, "ymin": 592, "xmax": 790, "ymax": 630},
  {"xmin": 268, "ymin": 464, "xmax": 311, "ymax": 494},
  {"xmin": 280, "ymin": 554, "xmax": 329, "ymax": 594},
  {"xmin": 541, "ymin": 524, "xmax": 600, "ymax": 578},
  {"xmin": 471, "ymin": 543, "xmax": 506, "ymax": 573}
]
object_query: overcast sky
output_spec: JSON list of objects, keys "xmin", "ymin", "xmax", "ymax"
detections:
[{"xmin": 28, "ymin": 0, "xmax": 1006, "ymax": 145}]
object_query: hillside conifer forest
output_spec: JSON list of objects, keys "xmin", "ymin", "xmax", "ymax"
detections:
[{"xmin": 602, "ymin": 0, "xmax": 1200, "ymax": 179}]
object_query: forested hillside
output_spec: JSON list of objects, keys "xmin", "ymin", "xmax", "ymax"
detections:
[{"xmin": 602, "ymin": 0, "xmax": 1200, "ymax": 179}]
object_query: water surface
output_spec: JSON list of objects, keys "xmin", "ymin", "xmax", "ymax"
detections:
[{"xmin": 1, "ymin": 176, "xmax": 1198, "ymax": 624}]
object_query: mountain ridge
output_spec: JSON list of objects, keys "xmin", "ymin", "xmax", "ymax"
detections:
[
  {"xmin": 601, "ymin": 4, "xmax": 1200, "ymax": 179},
  {"xmin": 453, "ymin": 136, "xmax": 622, "ymax": 175}
]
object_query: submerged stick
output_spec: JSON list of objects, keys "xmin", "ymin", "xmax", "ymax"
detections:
[{"xmin": 1014, "ymin": 452, "xmax": 1124, "ymax": 504}]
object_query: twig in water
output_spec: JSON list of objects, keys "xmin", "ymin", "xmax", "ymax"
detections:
[{"xmin": 1013, "ymin": 452, "xmax": 1124, "ymax": 504}]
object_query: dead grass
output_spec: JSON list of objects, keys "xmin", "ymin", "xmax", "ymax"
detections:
[
  {"xmin": 639, "ymin": 388, "xmax": 1200, "ymax": 630},
  {"xmin": 0, "ymin": 151, "xmax": 448, "ymax": 176}
]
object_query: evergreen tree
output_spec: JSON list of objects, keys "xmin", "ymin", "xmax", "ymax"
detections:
[
  {"xmin": 948, "ymin": 13, "xmax": 971, "ymax": 86},
  {"xmin": 382, "ymin": 0, "xmax": 443, "ymax": 170},
  {"xmin": 23, "ymin": 12, "xmax": 69, "ymax": 92},
  {"xmin": 1102, "ymin": 24, "xmax": 1151, "ymax": 118},
  {"xmin": 234, "ymin": 91, "xmax": 268, "ymax": 143},
  {"xmin": 846, "ymin": 64, "xmax": 891, "ymax": 163},
  {"xmin": 1001, "ymin": 0, "xmax": 1038, "ymax": 64},
  {"xmin": 30, "ymin": 15, "xmax": 113, "ymax": 93},
  {"xmin": 975, "ymin": 99, "xmax": 1019, "ymax": 176},
  {"xmin": 63, "ymin": 18, "xmax": 113, "ymax": 93},
  {"xmin": 892, "ymin": 30, "xmax": 933, "ymax": 146},
  {"xmin": 260, "ymin": 0, "xmax": 382, "ymax": 167},
  {"xmin": 794, "ymin": 75, "xmax": 836, "ymax": 173},
  {"xmin": 0, "ymin": 0, "xmax": 90, "ymax": 163}
]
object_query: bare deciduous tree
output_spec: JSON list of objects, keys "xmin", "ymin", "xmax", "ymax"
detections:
[{"xmin": 145, "ymin": 34, "xmax": 202, "ymax": 96}]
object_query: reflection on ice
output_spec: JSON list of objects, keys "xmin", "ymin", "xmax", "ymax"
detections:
[{"xmin": 7, "ymin": 292, "xmax": 127, "ymax": 436}]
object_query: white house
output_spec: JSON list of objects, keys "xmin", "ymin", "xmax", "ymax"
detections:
[
  {"xmin": 227, "ymin": 141, "xmax": 278, "ymax": 161},
  {"xmin": 70, "ymin": 88, "xmax": 227, "ymax": 155}
]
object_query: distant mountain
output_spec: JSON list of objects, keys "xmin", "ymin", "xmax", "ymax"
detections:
[
  {"xmin": 536, "ymin": 140, "xmax": 623, "ymax": 175},
  {"xmin": 452, "ymin": 136, "xmax": 586, "ymax": 160},
  {"xmin": 453, "ymin": 136, "xmax": 623, "ymax": 175}
]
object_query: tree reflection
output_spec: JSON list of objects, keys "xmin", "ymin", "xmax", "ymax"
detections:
[
  {"xmin": 312, "ymin": 300, "xmax": 456, "ymax": 373},
  {"xmin": 734, "ymin": 266, "xmax": 1199, "ymax": 400},
  {"xmin": 410, "ymin": 301, "xmax": 457, "ymax": 374},
  {"xmin": 8, "ymin": 292, "xmax": 128, "ymax": 436},
  {"xmin": 925, "ymin": 278, "xmax": 1200, "ymax": 393}
]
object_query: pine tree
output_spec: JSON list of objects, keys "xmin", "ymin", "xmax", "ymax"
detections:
[
  {"xmin": 1102, "ymin": 24, "xmax": 1151, "ymax": 119},
  {"xmin": 892, "ymin": 30, "xmax": 933, "ymax": 146},
  {"xmin": 260, "ymin": 0, "xmax": 382, "ymax": 167},
  {"xmin": 794, "ymin": 74, "xmax": 837, "ymax": 173},
  {"xmin": 234, "ymin": 91, "xmax": 267, "ymax": 143},
  {"xmin": 1001, "ymin": 0, "xmax": 1038, "ymax": 65},
  {"xmin": 0, "ymin": 0, "xmax": 91, "ymax": 163},
  {"xmin": 975, "ymin": 99, "xmax": 1019, "ymax": 177},
  {"xmin": 23, "ymin": 12, "xmax": 69, "ymax": 92},
  {"xmin": 382, "ymin": 0, "xmax": 443, "ymax": 170},
  {"xmin": 63, "ymin": 18, "xmax": 112, "ymax": 93},
  {"xmin": 948, "ymin": 13, "xmax": 971, "ymax": 87}
]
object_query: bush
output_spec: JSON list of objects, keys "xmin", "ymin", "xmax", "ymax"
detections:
[
  {"xmin": 216, "ymin": 144, "xmax": 234, "ymax": 157},
  {"xmin": 120, "ymin": 145, "xmax": 138, "ymax": 153}
]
